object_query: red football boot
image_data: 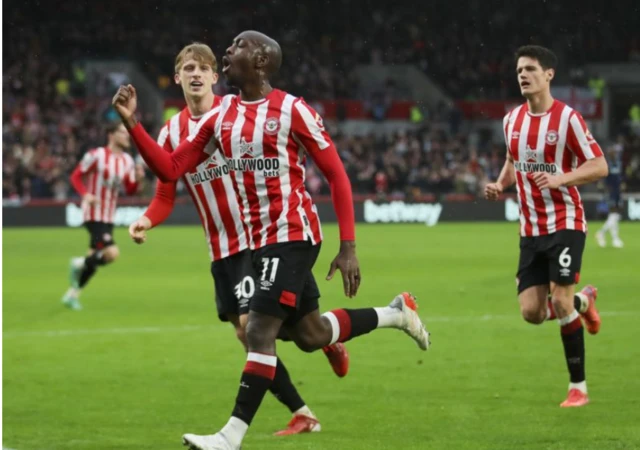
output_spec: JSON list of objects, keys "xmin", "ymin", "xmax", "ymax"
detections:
[{"xmin": 322, "ymin": 343, "xmax": 349, "ymax": 378}]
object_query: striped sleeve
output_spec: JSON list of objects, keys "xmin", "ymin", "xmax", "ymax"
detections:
[
  {"xmin": 566, "ymin": 111, "xmax": 604, "ymax": 163},
  {"xmin": 157, "ymin": 123, "xmax": 171, "ymax": 150},
  {"xmin": 502, "ymin": 113, "xmax": 510, "ymax": 147},
  {"xmin": 291, "ymin": 99, "xmax": 331, "ymax": 151},
  {"xmin": 291, "ymin": 98, "xmax": 355, "ymax": 241},
  {"xmin": 78, "ymin": 148, "xmax": 99, "ymax": 174},
  {"xmin": 144, "ymin": 122, "xmax": 178, "ymax": 226}
]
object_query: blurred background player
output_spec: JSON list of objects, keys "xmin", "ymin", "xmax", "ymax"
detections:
[
  {"xmin": 62, "ymin": 122, "xmax": 144, "ymax": 310},
  {"xmin": 595, "ymin": 136, "xmax": 625, "ymax": 248},
  {"xmin": 127, "ymin": 42, "xmax": 348, "ymax": 436},
  {"xmin": 114, "ymin": 30, "xmax": 430, "ymax": 450},
  {"xmin": 485, "ymin": 45, "xmax": 607, "ymax": 408}
]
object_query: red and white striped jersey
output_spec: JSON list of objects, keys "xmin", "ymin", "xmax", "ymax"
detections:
[
  {"xmin": 187, "ymin": 89, "xmax": 327, "ymax": 249},
  {"xmin": 504, "ymin": 100, "xmax": 603, "ymax": 237},
  {"xmin": 156, "ymin": 99, "xmax": 250, "ymax": 261},
  {"xmin": 76, "ymin": 147, "xmax": 137, "ymax": 223}
]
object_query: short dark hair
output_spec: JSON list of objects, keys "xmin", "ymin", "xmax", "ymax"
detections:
[
  {"xmin": 515, "ymin": 45, "xmax": 558, "ymax": 70},
  {"xmin": 105, "ymin": 121, "xmax": 123, "ymax": 136}
]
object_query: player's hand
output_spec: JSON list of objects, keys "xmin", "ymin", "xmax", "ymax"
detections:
[
  {"xmin": 484, "ymin": 182, "xmax": 503, "ymax": 201},
  {"xmin": 82, "ymin": 193, "xmax": 98, "ymax": 207},
  {"xmin": 129, "ymin": 216, "xmax": 152, "ymax": 244},
  {"xmin": 532, "ymin": 172, "xmax": 562, "ymax": 190},
  {"xmin": 326, "ymin": 241, "xmax": 361, "ymax": 298},
  {"xmin": 112, "ymin": 84, "xmax": 138, "ymax": 129}
]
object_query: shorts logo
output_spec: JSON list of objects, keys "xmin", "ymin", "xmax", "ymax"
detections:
[
  {"xmin": 264, "ymin": 117, "xmax": 280, "ymax": 135},
  {"xmin": 545, "ymin": 130, "xmax": 558, "ymax": 145},
  {"xmin": 238, "ymin": 298, "xmax": 249, "ymax": 310},
  {"xmin": 559, "ymin": 268, "xmax": 571, "ymax": 277},
  {"xmin": 103, "ymin": 233, "xmax": 112, "ymax": 242}
]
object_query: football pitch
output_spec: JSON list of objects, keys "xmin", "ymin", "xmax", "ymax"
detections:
[{"xmin": 3, "ymin": 223, "xmax": 640, "ymax": 450}]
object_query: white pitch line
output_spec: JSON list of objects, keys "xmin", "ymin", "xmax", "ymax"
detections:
[{"xmin": 2, "ymin": 311, "xmax": 637, "ymax": 339}]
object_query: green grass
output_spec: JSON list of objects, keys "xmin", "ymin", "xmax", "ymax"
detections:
[{"xmin": 3, "ymin": 223, "xmax": 640, "ymax": 450}]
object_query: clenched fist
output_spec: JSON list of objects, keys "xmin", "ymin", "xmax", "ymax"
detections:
[
  {"xmin": 484, "ymin": 182, "xmax": 503, "ymax": 201},
  {"xmin": 129, "ymin": 216, "xmax": 152, "ymax": 244},
  {"xmin": 112, "ymin": 84, "xmax": 138, "ymax": 129}
]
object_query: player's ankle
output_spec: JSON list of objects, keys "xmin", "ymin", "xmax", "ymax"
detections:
[
  {"xmin": 575, "ymin": 292, "xmax": 589, "ymax": 313},
  {"xmin": 294, "ymin": 405, "xmax": 315, "ymax": 418},
  {"xmin": 221, "ymin": 417, "xmax": 248, "ymax": 447},
  {"xmin": 374, "ymin": 306, "xmax": 402, "ymax": 328},
  {"xmin": 569, "ymin": 380, "xmax": 587, "ymax": 394}
]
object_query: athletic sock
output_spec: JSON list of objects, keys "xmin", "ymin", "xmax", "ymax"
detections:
[
  {"xmin": 268, "ymin": 358, "xmax": 305, "ymax": 413},
  {"xmin": 322, "ymin": 309, "xmax": 379, "ymax": 344},
  {"xmin": 559, "ymin": 310, "xmax": 586, "ymax": 384},
  {"xmin": 78, "ymin": 252, "xmax": 106, "ymax": 288}
]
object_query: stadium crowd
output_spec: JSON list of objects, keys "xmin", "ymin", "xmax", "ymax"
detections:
[{"xmin": 4, "ymin": 0, "xmax": 640, "ymax": 201}]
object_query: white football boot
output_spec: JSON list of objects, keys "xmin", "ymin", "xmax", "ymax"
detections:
[
  {"xmin": 389, "ymin": 292, "xmax": 430, "ymax": 350},
  {"xmin": 182, "ymin": 432, "xmax": 239, "ymax": 450}
]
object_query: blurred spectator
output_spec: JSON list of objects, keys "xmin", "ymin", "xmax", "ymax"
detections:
[{"xmin": 3, "ymin": 0, "xmax": 639, "ymax": 201}]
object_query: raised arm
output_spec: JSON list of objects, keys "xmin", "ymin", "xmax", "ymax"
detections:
[{"xmin": 112, "ymin": 85, "xmax": 216, "ymax": 182}]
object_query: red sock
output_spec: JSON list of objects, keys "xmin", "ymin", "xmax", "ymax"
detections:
[{"xmin": 232, "ymin": 352, "xmax": 277, "ymax": 425}]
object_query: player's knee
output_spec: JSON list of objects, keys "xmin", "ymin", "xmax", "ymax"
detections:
[
  {"xmin": 103, "ymin": 246, "xmax": 120, "ymax": 263},
  {"xmin": 520, "ymin": 304, "xmax": 545, "ymax": 324},
  {"xmin": 244, "ymin": 319, "xmax": 278, "ymax": 351}
]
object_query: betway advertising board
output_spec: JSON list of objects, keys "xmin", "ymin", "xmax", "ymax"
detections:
[{"xmin": 3, "ymin": 198, "xmax": 640, "ymax": 227}]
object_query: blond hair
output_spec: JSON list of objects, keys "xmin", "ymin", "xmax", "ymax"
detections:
[{"xmin": 174, "ymin": 42, "xmax": 217, "ymax": 73}]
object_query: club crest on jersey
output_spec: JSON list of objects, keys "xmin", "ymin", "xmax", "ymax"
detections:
[
  {"xmin": 545, "ymin": 130, "xmax": 559, "ymax": 145},
  {"xmin": 264, "ymin": 117, "xmax": 280, "ymax": 135}
]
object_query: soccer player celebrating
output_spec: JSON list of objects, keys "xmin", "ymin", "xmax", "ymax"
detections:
[
  {"xmin": 128, "ymin": 42, "xmax": 346, "ymax": 436},
  {"xmin": 62, "ymin": 122, "xmax": 143, "ymax": 310},
  {"xmin": 485, "ymin": 45, "xmax": 608, "ymax": 407},
  {"xmin": 595, "ymin": 137, "xmax": 625, "ymax": 248},
  {"xmin": 113, "ymin": 30, "xmax": 430, "ymax": 450}
]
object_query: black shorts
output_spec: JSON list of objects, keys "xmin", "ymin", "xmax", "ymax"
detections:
[
  {"xmin": 210, "ymin": 250, "xmax": 255, "ymax": 322},
  {"xmin": 249, "ymin": 241, "xmax": 321, "ymax": 326},
  {"xmin": 84, "ymin": 221, "xmax": 115, "ymax": 250},
  {"xmin": 516, "ymin": 230, "xmax": 586, "ymax": 294}
]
